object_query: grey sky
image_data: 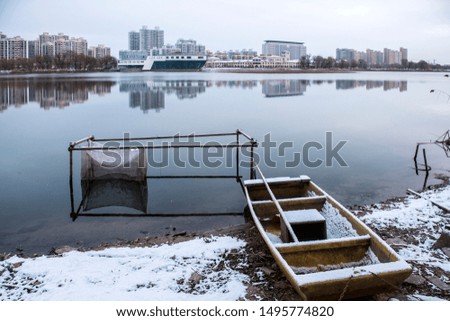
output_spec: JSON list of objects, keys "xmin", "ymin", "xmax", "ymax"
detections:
[{"xmin": 0, "ymin": 0, "xmax": 449, "ymax": 64}]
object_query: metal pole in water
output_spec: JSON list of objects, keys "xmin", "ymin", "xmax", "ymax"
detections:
[
  {"xmin": 423, "ymin": 148, "xmax": 430, "ymax": 174},
  {"xmin": 236, "ymin": 130, "xmax": 240, "ymax": 181},
  {"xmin": 69, "ymin": 148, "xmax": 74, "ymax": 215},
  {"xmin": 250, "ymin": 140, "xmax": 255, "ymax": 179}
]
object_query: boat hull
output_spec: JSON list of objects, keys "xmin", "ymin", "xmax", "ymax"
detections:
[
  {"xmin": 148, "ymin": 60, "xmax": 206, "ymax": 71},
  {"xmin": 142, "ymin": 56, "xmax": 207, "ymax": 71},
  {"xmin": 118, "ymin": 56, "xmax": 207, "ymax": 72},
  {"xmin": 243, "ymin": 176, "xmax": 412, "ymax": 300}
]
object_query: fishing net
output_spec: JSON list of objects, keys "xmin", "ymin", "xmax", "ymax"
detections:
[
  {"xmin": 81, "ymin": 179, "xmax": 148, "ymax": 212},
  {"xmin": 80, "ymin": 142, "xmax": 148, "ymax": 212},
  {"xmin": 81, "ymin": 142, "xmax": 147, "ymax": 181}
]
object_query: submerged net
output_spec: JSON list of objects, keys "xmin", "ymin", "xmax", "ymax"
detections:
[
  {"xmin": 81, "ymin": 142, "xmax": 147, "ymax": 181},
  {"xmin": 81, "ymin": 179, "xmax": 148, "ymax": 212},
  {"xmin": 80, "ymin": 141, "xmax": 148, "ymax": 212}
]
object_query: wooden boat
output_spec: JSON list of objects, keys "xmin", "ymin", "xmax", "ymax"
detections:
[{"xmin": 243, "ymin": 174, "xmax": 412, "ymax": 300}]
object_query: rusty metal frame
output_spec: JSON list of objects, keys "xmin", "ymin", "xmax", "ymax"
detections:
[{"xmin": 68, "ymin": 129, "xmax": 257, "ymax": 220}]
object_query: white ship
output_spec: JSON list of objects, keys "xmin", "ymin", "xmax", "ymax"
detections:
[{"xmin": 118, "ymin": 54, "xmax": 207, "ymax": 71}]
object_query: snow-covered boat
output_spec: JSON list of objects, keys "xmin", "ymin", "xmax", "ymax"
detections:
[{"xmin": 243, "ymin": 174, "xmax": 412, "ymax": 300}]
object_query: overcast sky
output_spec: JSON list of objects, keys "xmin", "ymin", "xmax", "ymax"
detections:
[{"xmin": 0, "ymin": 0, "xmax": 449, "ymax": 64}]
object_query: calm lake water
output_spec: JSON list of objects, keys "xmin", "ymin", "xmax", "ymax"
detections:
[{"xmin": 0, "ymin": 71, "xmax": 449, "ymax": 254}]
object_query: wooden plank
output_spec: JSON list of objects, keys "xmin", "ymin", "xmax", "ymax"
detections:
[
  {"xmin": 252, "ymin": 195, "xmax": 326, "ymax": 205},
  {"xmin": 275, "ymin": 235, "xmax": 371, "ymax": 253},
  {"xmin": 244, "ymin": 175, "xmax": 311, "ymax": 186},
  {"xmin": 252, "ymin": 166, "xmax": 299, "ymax": 243}
]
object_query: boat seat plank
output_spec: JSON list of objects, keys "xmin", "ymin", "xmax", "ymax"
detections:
[
  {"xmin": 251, "ymin": 195, "xmax": 326, "ymax": 205},
  {"xmin": 295, "ymin": 260, "xmax": 411, "ymax": 286},
  {"xmin": 281, "ymin": 209, "xmax": 327, "ymax": 242},
  {"xmin": 275, "ymin": 235, "xmax": 371, "ymax": 253},
  {"xmin": 244, "ymin": 175, "xmax": 310, "ymax": 187},
  {"xmin": 284, "ymin": 209, "xmax": 325, "ymax": 225}
]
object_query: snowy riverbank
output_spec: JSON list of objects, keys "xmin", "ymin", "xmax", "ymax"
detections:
[
  {"xmin": 356, "ymin": 185, "xmax": 450, "ymax": 300},
  {"xmin": 1, "ymin": 185, "xmax": 449, "ymax": 301}
]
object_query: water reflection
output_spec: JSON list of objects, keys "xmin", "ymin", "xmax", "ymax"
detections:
[
  {"xmin": 214, "ymin": 80, "xmax": 258, "ymax": 89},
  {"xmin": 80, "ymin": 179, "xmax": 148, "ymax": 214},
  {"xmin": 119, "ymin": 80, "xmax": 210, "ymax": 113},
  {"xmin": 262, "ymin": 80, "xmax": 308, "ymax": 97},
  {"xmin": 0, "ymin": 79, "xmax": 115, "ymax": 112},
  {"xmin": 336, "ymin": 80, "xmax": 407, "ymax": 91},
  {"xmin": 0, "ymin": 78, "xmax": 409, "ymax": 113}
]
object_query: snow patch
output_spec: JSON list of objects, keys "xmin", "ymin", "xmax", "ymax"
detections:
[
  {"xmin": 0, "ymin": 236, "xmax": 248, "ymax": 301},
  {"xmin": 321, "ymin": 202, "xmax": 358, "ymax": 239}
]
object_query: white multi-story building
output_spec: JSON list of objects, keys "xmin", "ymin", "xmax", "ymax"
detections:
[
  {"xmin": 69, "ymin": 37, "xmax": 88, "ymax": 55},
  {"xmin": 0, "ymin": 35, "xmax": 27, "ymax": 59},
  {"xmin": 366, "ymin": 49, "xmax": 384, "ymax": 66},
  {"xmin": 139, "ymin": 26, "xmax": 164, "ymax": 52},
  {"xmin": 88, "ymin": 44, "xmax": 111, "ymax": 58},
  {"xmin": 338, "ymin": 47, "xmax": 408, "ymax": 66},
  {"xmin": 35, "ymin": 32, "xmax": 88, "ymax": 57},
  {"xmin": 336, "ymin": 48, "xmax": 356, "ymax": 62},
  {"xmin": 27, "ymin": 40, "xmax": 38, "ymax": 59},
  {"xmin": 0, "ymin": 33, "xmax": 9, "ymax": 59},
  {"xmin": 262, "ymin": 40, "xmax": 307, "ymax": 60},
  {"xmin": 128, "ymin": 31, "xmax": 140, "ymax": 50},
  {"xmin": 175, "ymin": 39, "xmax": 205, "ymax": 54},
  {"xmin": 118, "ymin": 50, "xmax": 148, "ymax": 61},
  {"xmin": 40, "ymin": 42, "xmax": 55, "ymax": 57},
  {"xmin": 400, "ymin": 47, "xmax": 408, "ymax": 62}
]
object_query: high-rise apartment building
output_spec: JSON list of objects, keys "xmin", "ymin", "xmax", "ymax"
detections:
[
  {"xmin": 35, "ymin": 32, "xmax": 87, "ymax": 57},
  {"xmin": 337, "ymin": 47, "xmax": 408, "ymax": 66},
  {"xmin": 336, "ymin": 48, "xmax": 356, "ymax": 62},
  {"xmin": 0, "ymin": 35, "xmax": 27, "ymax": 59},
  {"xmin": 88, "ymin": 44, "xmax": 111, "ymax": 58},
  {"xmin": 1, "ymin": 31, "xmax": 110, "ymax": 61},
  {"xmin": 69, "ymin": 37, "xmax": 88, "ymax": 55},
  {"xmin": 400, "ymin": 47, "xmax": 408, "ymax": 62},
  {"xmin": 128, "ymin": 31, "xmax": 140, "ymax": 50},
  {"xmin": 139, "ymin": 26, "xmax": 164, "ymax": 52},
  {"xmin": 27, "ymin": 40, "xmax": 38, "ymax": 59},
  {"xmin": 262, "ymin": 40, "xmax": 307, "ymax": 60},
  {"xmin": 41, "ymin": 42, "xmax": 55, "ymax": 57},
  {"xmin": 0, "ymin": 33, "xmax": 8, "ymax": 59},
  {"xmin": 366, "ymin": 49, "xmax": 384, "ymax": 66},
  {"xmin": 175, "ymin": 39, "xmax": 205, "ymax": 54}
]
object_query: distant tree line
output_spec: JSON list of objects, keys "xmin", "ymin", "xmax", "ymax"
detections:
[
  {"xmin": 0, "ymin": 53, "xmax": 117, "ymax": 72},
  {"xmin": 301, "ymin": 55, "xmax": 449, "ymax": 71}
]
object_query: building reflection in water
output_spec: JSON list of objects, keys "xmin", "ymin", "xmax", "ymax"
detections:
[
  {"xmin": 0, "ymin": 77, "xmax": 409, "ymax": 114},
  {"xmin": 261, "ymin": 79, "xmax": 407, "ymax": 98},
  {"xmin": 336, "ymin": 80, "xmax": 407, "ymax": 91},
  {"xmin": 0, "ymin": 78, "xmax": 116, "ymax": 112},
  {"xmin": 214, "ymin": 80, "xmax": 258, "ymax": 89},
  {"xmin": 261, "ymin": 79, "xmax": 309, "ymax": 97},
  {"xmin": 119, "ymin": 80, "xmax": 211, "ymax": 113}
]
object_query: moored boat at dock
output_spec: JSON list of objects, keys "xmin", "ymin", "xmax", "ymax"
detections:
[{"xmin": 118, "ymin": 54, "xmax": 207, "ymax": 71}]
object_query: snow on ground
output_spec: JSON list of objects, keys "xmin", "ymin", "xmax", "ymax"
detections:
[
  {"xmin": 361, "ymin": 187, "xmax": 449, "ymax": 262},
  {"xmin": 358, "ymin": 185, "xmax": 450, "ymax": 300},
  {"xmin": 0, "ymin": 236, "xmax": 248, "ymax": 301}
]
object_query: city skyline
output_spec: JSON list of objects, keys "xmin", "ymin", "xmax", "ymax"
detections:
[{"xmin": 0, "ymin": 0, "xmax": 449, "ymax": 64}]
